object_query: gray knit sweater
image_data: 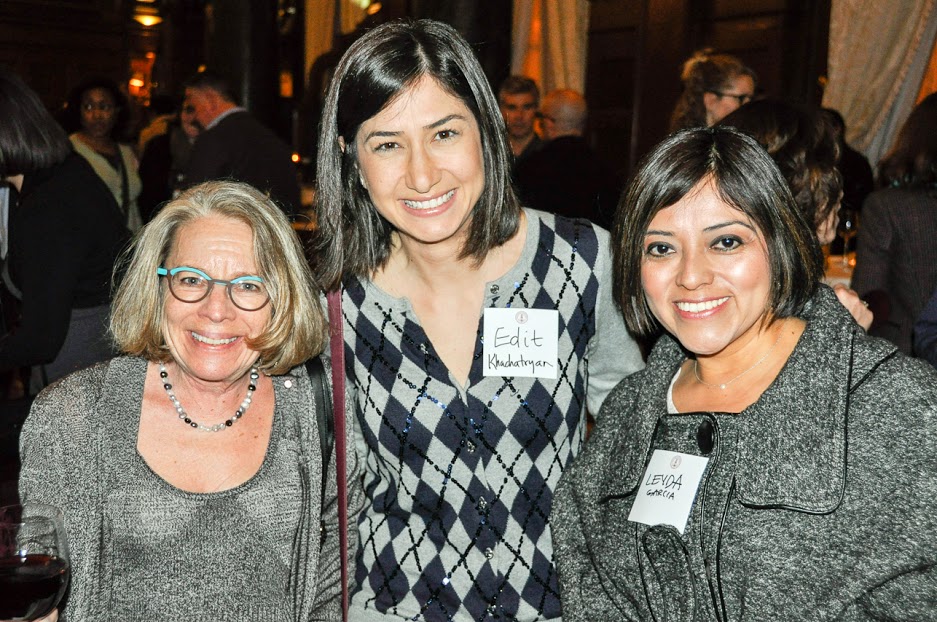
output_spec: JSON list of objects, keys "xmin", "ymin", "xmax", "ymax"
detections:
[
  {"xmin": 553, "ymin": 286, "xmax": 937, "ymax": 620},
  {"xmin": 19, "ymin": 355, "xmax": 362, "ymax": 622}
]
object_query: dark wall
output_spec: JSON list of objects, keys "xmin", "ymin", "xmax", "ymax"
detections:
[
  {"xmin": 0, "ymin": 0, "xmax": 128, "ymax": 111},
  {"xmin": 586, "ymin": 0, "xmax": 831, "ymax": 181}
]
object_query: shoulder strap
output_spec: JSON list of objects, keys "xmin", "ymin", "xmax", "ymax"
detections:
[
  {"xmin": 304, "ymin": 356, "xmax": 333, "ymax": 517},
  {"xmin": 326, "ymin": 288, "xmax": 348, "ymax": 622}
]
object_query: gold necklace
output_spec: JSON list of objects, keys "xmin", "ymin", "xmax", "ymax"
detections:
[{"xmin": 693, "ymin": 321, "xmax": 787, "ymax": 390}]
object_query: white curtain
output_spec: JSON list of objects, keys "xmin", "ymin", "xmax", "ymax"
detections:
[
  {"xmin": 511, "ymin": 0, "xmax": 590, "ymax": 95},
  {"xmin": 823, "ymin": 0, "xmax": 937, "ymax": 166}
]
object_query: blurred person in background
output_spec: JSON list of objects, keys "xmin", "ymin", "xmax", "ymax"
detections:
[
  {"xmin": 498, "ymin": 75, "xmax": 542, "ymax": 166},
  {"xmin": 670, "ymin": 48, "xmax": 756, "ymax": 131},
  {"xmin": 0, "ymin": 67, "xmax": 128, "ymax": 396},
  {"xmin": 720, "ymin": 98, "xmax": 872, "ymax": 329},
  {"xmin": 182, "ymin": 70, "xmax": 301, "ymax": 217},
  {"xmin": 63, "ymin": 76, "xmax": 143, "ymax": 232},
  {"xmin": 515, "ymin": 89, "xmax": 620, "ymax": 230},
  {"xmin": 138, "ymin": 97, "xmax": 201, "ymax": 222},
  {"xmin": 851, "ymin": 92, "xmax": 937, "ymax": 355}
]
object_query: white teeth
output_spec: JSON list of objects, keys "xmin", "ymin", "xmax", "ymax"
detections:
[
  {"xmin": 192, "ymin": 332, "xmax": 237, "ymax": 345},
  {"xmin": 403, "ymin": 190, "xmax": 455, "ymax": 210},
  {"xmin": 675, "ymin": 297, "xmax": 729, "ymax": 313}
]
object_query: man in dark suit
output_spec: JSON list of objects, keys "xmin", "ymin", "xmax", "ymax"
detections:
[
  {"xmin": 515, "ymin": 89, "xmax": 620, "ymax": 230},
  {"xmin": 182, "ymin": 71, "xmax": 301, "ymax": 216}
]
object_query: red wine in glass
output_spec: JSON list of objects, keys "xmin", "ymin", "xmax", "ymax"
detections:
[
  {"xmin": 0, "ymin": 504, "xmax": 70, "ymax": 621},
  {"xmin": 0, "ymin": 554, "xmax": 69, "ymax": 620}
]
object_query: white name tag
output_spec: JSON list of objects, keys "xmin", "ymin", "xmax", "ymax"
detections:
[
  {"xmin": 628, "ymin": 450, "xmax": 709, "ymax": 534},
  {"xmin": 482, "ymin": 308, "xmax": 558, "ymax": 379}
]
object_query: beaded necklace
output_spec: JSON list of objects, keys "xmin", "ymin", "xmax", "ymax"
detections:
[{"xmin": 159, "ymin": 364, "xmax": 260, "ymax": 432}]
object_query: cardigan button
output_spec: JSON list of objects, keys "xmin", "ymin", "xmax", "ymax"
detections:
[{"xmin": 696, "ymin": 419, "xmax": 715, "ymax": 455}]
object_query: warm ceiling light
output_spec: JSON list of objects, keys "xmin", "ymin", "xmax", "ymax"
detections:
[
  {"xmin": 134, "ymin": 13, "xmax": 162, "ymax": 27},
  {"xmin": 133, "ymin": 0, "xmax": 162, "ymax": 27}
]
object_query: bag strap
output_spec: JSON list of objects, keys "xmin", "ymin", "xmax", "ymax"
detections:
[
  {"xmin": 304, "ymin": 355, "xmax": 333, "ymax": 538},
  {"xmin": 117, "ymin": 148, "xmax": 131, "ymax": 225},
  {"xmin": 326, "ymin": 288, "xmax": 348, "ymax": 622}
]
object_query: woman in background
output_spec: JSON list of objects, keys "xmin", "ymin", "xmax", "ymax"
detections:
[
  {"xmin": 851, "ymin": 92, "xmax": 937, "ymax": 354},
  {"xmin": 669, "ymin": 48, "xmax": 756, "ymax": 131},
  {"xmin": 720, "ymin": 98, "xmax": 872, "ymax": 329},
  {"xmin": 553, "ymin": 126, "xmax": 937, "ymax": 621},
  {"xmin": 0, "ymin": 67, "xmax": 127, "ymax": 392},
  {"xmin": 63, "ymin": 77, "xmax": 143, "ymax": 232},
  {"xmin": 312, "ymin": 18, "xmax": 643, "ymax": 621}
]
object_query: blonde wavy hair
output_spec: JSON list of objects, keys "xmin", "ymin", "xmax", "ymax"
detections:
[{"xmin": 110, "ymin": 181, "xmax": 327, "ymax": 375}]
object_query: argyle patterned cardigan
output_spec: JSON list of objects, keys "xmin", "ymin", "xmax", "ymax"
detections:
[{"xmin": 343, "ymin": 209, "xmax": 645, "ymax": 621}]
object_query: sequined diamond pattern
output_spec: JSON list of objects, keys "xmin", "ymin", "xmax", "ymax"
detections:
[{"xmin": 344, "ymin": 211, "xmax": 639, "ymax": 621}]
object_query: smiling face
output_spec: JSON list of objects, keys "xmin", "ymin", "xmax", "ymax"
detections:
[
  {"xmin": 641, "ymin": 178, "xmax": 773, "ymax": 357},
  {"xmin": 161, "ymin": 215, "xmax": 270, "ymax": 386},
  {"xmin": 354, "ymin": 76, "xmax": 485, "ymax": 252},
  {"xmin": 79, "ymin": 87, "xmax": 118, "ymax": 140}
]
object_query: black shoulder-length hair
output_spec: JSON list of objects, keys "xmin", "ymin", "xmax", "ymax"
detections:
[
  {"xmin": 0, "ymin": 66, "xmax": 71, "ymax": 178},
  {"xmin": 612, "ymin": 126, "xmax": 823, "ymax": 338},
  {"xmin": 311, "ymin": 18, "xmax": 520, "ymax": 290}
]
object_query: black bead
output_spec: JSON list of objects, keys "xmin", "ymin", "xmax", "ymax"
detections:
[
  {"xmin": 184, "ymin": 417, "xmax": 191, "ymax": 424},
  {"xmin": 190, "ymin": 422, "xmax": 198, "ymax": 428},
  {"xmin": 163, "ymin": 383, "xmax": 172, "ymax": 390},
  {"xmin": 159, "ymin": 371, "xmax": 168, "ymax": 378},
  {"xmin": 248, "ymin": 384, "xmax": 256, "ymax": 391},
  {"xmin": 225, "ymin": 420, "xmax": 233, "ymax": 427}
]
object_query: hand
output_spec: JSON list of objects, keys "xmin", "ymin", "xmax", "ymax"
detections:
[{"xmin": 833, "ymin": 284, "xmax": 873, "ymax": 331}]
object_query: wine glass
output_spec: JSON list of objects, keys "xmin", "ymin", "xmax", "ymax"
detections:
[
  {"xmin": 837, "ymin": 208, "xmax": 859, "ymax": 267},
  {"xmin": 0, "ymin": 504, "xmax": 70, "ymax": 621}
]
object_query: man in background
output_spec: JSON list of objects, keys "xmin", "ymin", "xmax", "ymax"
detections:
[
  {"xmin": 182, "ymin": 70, "xmax": 300, "ymax": 216},
  {"xmin": 515, "ymin": 89, "xmax": 620, "ymax": 230},
  {"xmin": 498, "ymin": 75, "xmax": 543, "ymax": 167}
]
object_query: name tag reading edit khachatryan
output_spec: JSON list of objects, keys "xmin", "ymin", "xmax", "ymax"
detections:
[
  {"xmin": 482, "ymin": 308, "xmax": 559, "ymax": 379},
  {"xmin": 628, "ymin": 450, "xmax": 710, "ymax": 534}
]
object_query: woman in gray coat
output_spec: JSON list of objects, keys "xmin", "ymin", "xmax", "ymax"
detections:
[{"xmin": 552, "ymin": 127, "xmax": 937, "ymax": 620}]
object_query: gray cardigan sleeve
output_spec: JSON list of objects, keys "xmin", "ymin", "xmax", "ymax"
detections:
[{"xmin": 585, "ymin": 226, "xmax": 645, "ymax": 417}]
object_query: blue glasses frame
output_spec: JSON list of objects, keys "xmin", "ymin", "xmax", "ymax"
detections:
[{"xmin": 157, "ymin": 266, "xmax": 270, "ymax": 311}]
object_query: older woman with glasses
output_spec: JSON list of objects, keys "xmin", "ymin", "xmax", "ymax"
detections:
[{"xmin": 18, "ymin": 180, "xmax": 361, "ymax": 621}]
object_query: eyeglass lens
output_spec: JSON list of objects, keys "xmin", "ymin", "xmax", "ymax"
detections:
[{"xmin": 167, "ymin": 269, "xmax": 269, "ymax": 311}]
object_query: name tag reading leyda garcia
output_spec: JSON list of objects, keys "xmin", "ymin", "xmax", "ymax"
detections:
[
  {"xmin": 482, "ymin": 308, "xmax": 558, "ymax": 379},
  {"xmin": 628, "ymin": 450, "xmax": 709, "ymax": 534}
]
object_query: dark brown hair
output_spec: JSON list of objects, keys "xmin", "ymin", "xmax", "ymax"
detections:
[
  {"xmin": 720, "ymin": 99, "xmax": 842, "ymax": 234},
  {"xmin": 311, "ymin": 19, "xmax": 521, "ymax": 289},
  {"xmin": 612, "ymin": 127, "xmax": 823, "ymax": 338},
  {"xmin": 878, "ymin": 92, "xmax": 937, "ymax": 188}
]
